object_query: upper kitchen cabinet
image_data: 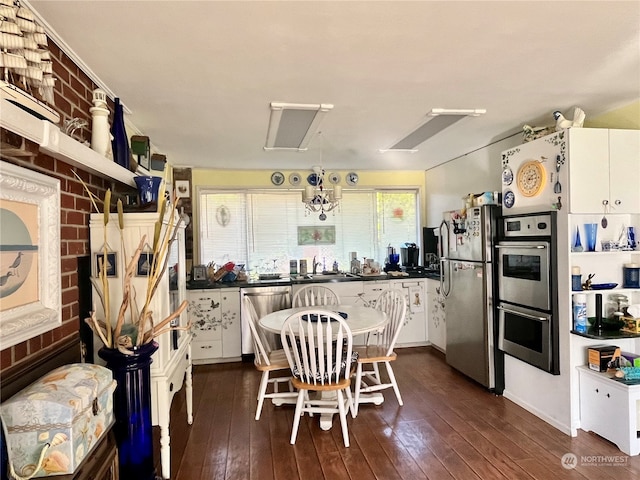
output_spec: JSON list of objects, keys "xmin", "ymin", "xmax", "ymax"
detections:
[{"xmin": 568, "ymin": 128, "xmax": 640, "ymax": 214}]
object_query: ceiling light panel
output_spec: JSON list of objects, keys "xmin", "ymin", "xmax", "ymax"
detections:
[
  {"xmin": 264, "ymin": 102, "xmax": 333, "ymax": 151},
  {"xmin": 382, "ymin": 108, "xmax": 486, "ymax": 152}
]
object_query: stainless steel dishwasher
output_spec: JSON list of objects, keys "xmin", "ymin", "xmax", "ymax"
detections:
[{"xmin": 240, "ymin": 285, "xmax": 292, "ymax": 357}]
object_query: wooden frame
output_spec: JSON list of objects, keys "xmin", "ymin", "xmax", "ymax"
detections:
[{"xmin": 0, "ymin": 162, "xmax": 61, "ymax": 349}]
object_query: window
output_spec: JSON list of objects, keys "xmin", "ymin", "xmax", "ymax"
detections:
[{"xmin": 198, "ymin": 189, "xmax": 419, "ymax": 276}]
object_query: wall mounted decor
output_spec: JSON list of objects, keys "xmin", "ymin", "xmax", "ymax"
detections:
[
  {"xmin": 0, "ymin": 162, "xmax": 61, "ymax": 349},
  {"xmin": 137, "ymin": 252, "xmax": 154, "ymax": 277},
  {"xmin": 297, "ymin": 226, "xmax": 336, "ymax": 245},
  {"xmin": 175, "ymin": 180, "xmax": 190, "ymax": 198},
  {"xmin": 95, "ymin": 252, "xmax": 118, "ymax": 277}
]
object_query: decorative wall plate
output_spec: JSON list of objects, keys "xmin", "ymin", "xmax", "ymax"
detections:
[
  {"xmin": 328, "ymin": 172, "xmax": 341, "ymax": 184},
  {"xmin": 270, "ymin": 171, "xmax": 285, "ymax": 186},
  {"xmin": 516, "ymin": 160, "xmax": 546, "ymax": 197},
  {"xmin": 289, "ymin": 172, "xmax": 301, "ymax": 186},
  {"xmin": 503, "ymin": 190, "xmax": 515, "ymax": 209},
  {"xmin": 307, "ymin": 173, "xmax": 321, "ymax": 186},
  {"xmin": 346, "ymin": 172, "xmax": 359, "ymax": 186},
  {"xmin": 502, "ymin": 166, "xmax": 513, "ymax": 186}
]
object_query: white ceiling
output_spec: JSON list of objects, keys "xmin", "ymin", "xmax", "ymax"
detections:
[{"xmin": 29, "ymin": 1, "xmax": 640, "ymax": 172}]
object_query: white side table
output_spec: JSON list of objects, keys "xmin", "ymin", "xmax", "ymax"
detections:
[{"xmin": 578, "ymin": 366, "xmax": 640, "ymax": 456}]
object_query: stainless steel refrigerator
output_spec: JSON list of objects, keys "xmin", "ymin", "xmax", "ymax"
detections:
[{"xmin": 439, "ymin": 205, "xmax": 502, "ymax": 391}]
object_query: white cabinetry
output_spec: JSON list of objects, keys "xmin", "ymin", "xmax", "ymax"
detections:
[
  {"xmin": 292, "ymin": 279, "xmax": 429, "ymax": 346},
  {"xmin": 292, "ymin": 281, "xmax": 364, "ymax": 305},
  {"xmin": 390, "ymin": 279, "xmax": 428, "ymax": 347},
  {"xmin": 362, "ymin": 280, "xmax": 390, "ymax": 304},
  {"xmin": 426, "ymin": 278, "xmax": 446, "ymax": 351},
  {"xmin": 188, "ymin": 288, "xmax": 241, "ymax": 364},
  {"xmin": 569, "ymin": 129, "xmax": 640, "ymax": 214},
  {"xmin": 89, "ymin": 212, "xmax": 192, "ymax": 480},
  {"xmin": 578, "ymin": 366, "xmax": 640, "ymax": 455}
]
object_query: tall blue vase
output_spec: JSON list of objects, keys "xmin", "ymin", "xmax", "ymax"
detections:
[
  {"xmin": 111, "ymin": 97, "xmax": 130, "ymax": 170},
  {"xmin": 99, "ymin": 341, "xmax": 158, "ymax": 480}
]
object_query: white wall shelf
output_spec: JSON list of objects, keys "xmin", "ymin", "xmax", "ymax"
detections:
[{"xmin": 1, "ymin": 99, "xmax": 136, "ymax": 187}]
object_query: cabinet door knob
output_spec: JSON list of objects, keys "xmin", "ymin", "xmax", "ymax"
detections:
[
  {"xmin": 606, "ymin": 393, "xmax": 610, "ymax": 398},
  {"xmin": 614, "ymin": 199, "xmax": 621, "ymax": 206},
  {"xmin": 602, "ymin": 200, "xmax": 609, "ymax": 206},
  {"xmin": 595, "ymin": 388, "xmax": 599, "ymax": 393}
]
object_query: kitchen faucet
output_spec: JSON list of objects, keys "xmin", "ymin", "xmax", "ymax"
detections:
[{"xmin": 312, "ymin": 256, "xmax": 321, "ymax": 274}]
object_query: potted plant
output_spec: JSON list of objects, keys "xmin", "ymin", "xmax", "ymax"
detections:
[{"xmin": 77, "ymin": 173, "xmax": 189, "ymax": 480}]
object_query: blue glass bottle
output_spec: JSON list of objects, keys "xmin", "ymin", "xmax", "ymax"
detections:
[
  {"xmin": 99, "ymin": 341, "xmax": 158, "ymax": 480},
  {"xmin": 111, "ymin": 97, "xmax": 130, "ymax": 170}
]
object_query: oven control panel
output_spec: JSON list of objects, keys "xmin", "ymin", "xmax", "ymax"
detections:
[{"xmin": 503, "ymin": 214, "xmax": 552, "ymax": 237}]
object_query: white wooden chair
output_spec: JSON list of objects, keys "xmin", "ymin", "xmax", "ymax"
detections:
[
  {"xmin": 292, "ymin": 285, "xmax": 340, "ymax": 307},
  {"xmin": 353, "ymin": 288, "xmax": 406, "ymax": 416},
  {"xmin": 280, "ymin": 309, "xmax": 356, "ymax": 447},
  {"xmin": 243, "ymin": 297, "xmax": 297, "ymax": 420}
]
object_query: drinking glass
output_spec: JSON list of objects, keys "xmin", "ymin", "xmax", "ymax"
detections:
[{"xmin": 584, "ymin": 223, "xmax": 598, "ymax": 252}]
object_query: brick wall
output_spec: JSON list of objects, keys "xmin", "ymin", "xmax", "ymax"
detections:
[{"xmin": 0, "ymin": 37, "xmax": 136, "ymax": 373}]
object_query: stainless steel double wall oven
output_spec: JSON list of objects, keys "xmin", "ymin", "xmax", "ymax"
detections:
[{"xmin": 496, "ymin": 212, "xmax": 560, "ymax": 374}]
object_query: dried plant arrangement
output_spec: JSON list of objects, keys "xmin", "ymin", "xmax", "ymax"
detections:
[{"xmin": 74, "ymin": 171, "xmax": 190, "ymax": 354}]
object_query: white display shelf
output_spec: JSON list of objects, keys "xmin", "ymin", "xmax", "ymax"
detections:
[{"xmin": 1, "ymin": 99, "xmax": 136, "ymax": 187}]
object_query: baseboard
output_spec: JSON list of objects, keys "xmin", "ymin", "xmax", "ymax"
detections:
[{"xmin": 503, "ymin": 389, "xmax": 572, "ymax": 436}]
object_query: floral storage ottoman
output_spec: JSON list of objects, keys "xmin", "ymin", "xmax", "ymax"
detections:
[{"xmin": 0, "ymin": 363, "xmax": 116, "ymax": 478}]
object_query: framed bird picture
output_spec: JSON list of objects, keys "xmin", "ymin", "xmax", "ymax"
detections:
[{"xmin": 0, "ymin": 162, "xmax": 62, "ymax": 349}]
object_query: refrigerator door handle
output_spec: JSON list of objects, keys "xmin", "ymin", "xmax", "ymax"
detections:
[{"xmin": 439, "ymin": 219, "xmax": 451, "ymax": 297}]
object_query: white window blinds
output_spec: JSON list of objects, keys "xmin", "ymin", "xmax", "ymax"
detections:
[{"xmin": 198, "ymin": 189, "xmax": 418, "ymax": 276}]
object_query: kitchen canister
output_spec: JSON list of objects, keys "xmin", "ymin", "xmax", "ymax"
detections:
[
  {"xmin": 573, "ymin": 293, "xmax": 588, "ymax": 333},
  {"xmin": 571, "ymin": 266, "xmax": 582, "ymax": 291},
  {"xmin": 623, "ymin": 263, "xmax": 640, "ymax": 288}
]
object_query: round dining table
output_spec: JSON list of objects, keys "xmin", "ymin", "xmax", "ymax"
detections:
[
  {"xmin": 259, "ymin": 304, "xmax": 388, "ymax": 335},
  {"xmin": 259, "ymin": 304, "xmax": 389, "ymax": 430}
]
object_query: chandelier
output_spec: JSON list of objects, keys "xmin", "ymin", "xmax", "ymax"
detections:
[{"xmin": 302, "ymin": 166, "xmax": 341, "ymax": 221}]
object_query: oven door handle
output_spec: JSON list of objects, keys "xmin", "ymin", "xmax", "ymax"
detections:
[
  {"xmin": 497, "ymin": 305, "xmax": 549, "ymax": 322},
  {"xmin": 496, "ymin": 244, "xmax": 547, "ymax": 250}
]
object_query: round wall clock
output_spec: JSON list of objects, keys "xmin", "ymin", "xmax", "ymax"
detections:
[
  {"xmin": 346, "ymin": 172, "xmax": 359, "ymax": 186},
  {"xmin": 270, "ymin": 171, "xmax": 284, "ymax": 186},
  {"xmin": 516, "ymin": 161, "xmax": 546, "ymax": 197}
]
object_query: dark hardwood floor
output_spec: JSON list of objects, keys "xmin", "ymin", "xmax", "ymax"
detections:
[{"xmin": 154, "ymin": 347, "xmax": 640, "ymax": 479}]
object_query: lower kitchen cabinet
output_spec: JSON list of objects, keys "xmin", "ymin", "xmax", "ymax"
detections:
[
  {"xmin": 426, "ymin": 278, "xmax": 446, "ymax": 351},
  {"xmin": 292, "ymin": 280, "xmax": 365, "ymax": 305},
  {"xmin": 578, "ymin": 366, "xmax": 640, "ymax": 456},
  {"xmin": 188, "ymin": 288, "xmax": 241, "ymax": 364},
  {"xmin": 391, "ymin": 279, "xmax": 428, "ymax": 346}
]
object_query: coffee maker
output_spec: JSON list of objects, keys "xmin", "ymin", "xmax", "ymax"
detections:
[{"xmin": 400, "ymin": 243, "xmax": 420, "ymax": 271}]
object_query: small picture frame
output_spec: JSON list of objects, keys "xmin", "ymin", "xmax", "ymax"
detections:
[
  {"xmin": 175, "ymin": 180, "xmax": 190, "ymax": 198},
  {"xmin": 95, "ymin": 252, "xmax": 117, "ymax": 277},
  {"xmin": 137, "ymin": 252, "xmax": 154, "ymax": 276}
]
